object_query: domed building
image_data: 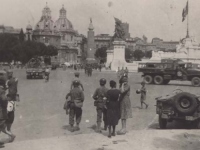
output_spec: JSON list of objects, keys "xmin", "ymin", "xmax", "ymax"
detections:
[
  {"xmin": 25, "ymin": 4, "xmax": 85, "ymax": 64},
  {"xmin": 54, "ymin": 5, "xmax": 79, "ymax": 64}
]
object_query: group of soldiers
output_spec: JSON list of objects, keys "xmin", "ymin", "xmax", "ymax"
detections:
[
  {"xmin": 0, "ymin": 69, "xmax": 18, "ymax": 147},
  {"xmin": 64, "ymin": 69, "xmax": 132, "ymax": 136}
]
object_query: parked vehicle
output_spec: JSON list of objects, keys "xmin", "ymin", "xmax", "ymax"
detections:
[
  {"xmin": 138, "ymin": 59, "xmax": 200, "ymax": 86},
  {"xmin": 26, "ymin": 57, "xmax": 45, "ymax": 79},
  {"xmin": 156, "ymin": 89, "xmax": 200, "ymax": 129}
]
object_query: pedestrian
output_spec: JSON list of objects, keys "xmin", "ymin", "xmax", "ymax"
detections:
[
  {"xmin": 88, "ymin": 66, "xmax": 92, "ymax": 77},
  {"xmin": 0, "ymin": 74, "xmax": 15, "ymax": 146},
  {"xmin": 118, "ymin": 77, "xmax": 132, "ymax": 135},
  {"xmin": 44, "ymin": 66, "xmax": 50, "ymax": 82},
  {"xmin": 70, "ymin": 72, "xmax": 84, "ymax": 91},
  {"xmin": 93, "ymin": 78, "xmax": 108, "ymax": 133},
  {"xmin": 67, "ymin": 80, "xmax": 84, "ymax": 132},
  {"xmin": 84, "ymin": 65, "xmax": 88, "ymax": 75},
  {"xmin": 106, "ymin": 80, "xmax": 121, "ymax": 138},
  {"xmin": 140, "ymin": 81, "xmax": 148, "ymax": 109},
  {"xmin": 125, "ymin": 67, "xmax": 129, "ymax": 77},
  {"xmin": 5, "ymin": 70, "xmax": 18, "ymax": 136},
  {"xmin": 119, "ymin": 72, "xmax": 128, "ymax": 88}
]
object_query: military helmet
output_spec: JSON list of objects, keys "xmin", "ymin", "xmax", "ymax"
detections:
[
  {"xmin": 100, "ymin": 78, "xmax": 106, "ymax": 85},
  {"xmin": 73, "ymin": 80, "xmax": 80, "ymax": 87}
]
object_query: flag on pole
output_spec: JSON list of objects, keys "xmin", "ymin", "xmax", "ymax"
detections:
[{"xmin": 182, "ymin": 1, "xmax": 188, "ymax": 22}]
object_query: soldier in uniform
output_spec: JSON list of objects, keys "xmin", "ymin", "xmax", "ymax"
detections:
[
  {"xmin": 0, "ymin": 72, "xmax": 15, "ymax": 145},
  {"xmin": 66, "ymin": 80, "xmax": 84, "ymax": 132},
  {"xmin": 6, "ymin": 70, "xmax": 18, "ymax": 134},
  {"xmin": 93, "ymin": 78, "xmax": 108, "ymax": 133},
  {"xmin": 70, "ymin": 72, "xmax": 84, "ymax": 91}
]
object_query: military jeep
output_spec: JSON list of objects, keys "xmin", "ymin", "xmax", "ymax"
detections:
[{"xmin": 156, "ymin": 89, "xmax": 200, "ymax": 129}]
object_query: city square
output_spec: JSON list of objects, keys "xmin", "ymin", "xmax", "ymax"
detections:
[
  {"xmin": 0, "ymin": 0, "xmax": 200, "ymax": 150},
  {"xmin": 0, "ymin": 68, "xmax": 199, "ymax": 150}
]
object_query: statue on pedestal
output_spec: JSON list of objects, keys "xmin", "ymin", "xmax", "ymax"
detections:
[{"xmin": 113, "ymin": 18, "xmax": 125, "ymax": 41}]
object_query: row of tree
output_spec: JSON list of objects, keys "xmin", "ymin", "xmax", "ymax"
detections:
[
  {"xmin": 0, "ymin": 34, "xmax": 58, "ymax": 64},
  {"xmin": 95, "ymin": 47, "xmax": 152, "ymax": 63}
]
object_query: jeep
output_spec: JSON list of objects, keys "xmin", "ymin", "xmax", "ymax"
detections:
[{"xmin": 156, "ymin": 89, "xmax": 200, "ymax": 129}]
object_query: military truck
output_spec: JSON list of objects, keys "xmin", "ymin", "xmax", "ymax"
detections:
[
  {"xmin": 156, "ymin": 89, "xmax": 200, "ymax": 129},
  {"xmin": 26, "ymin": 57, "xmax": 45, "ymax": 79},
  {"xmin": 138, "ymin": 59, "xmax": 200, "ymax": 86}
]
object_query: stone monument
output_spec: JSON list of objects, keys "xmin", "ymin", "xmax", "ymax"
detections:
[
  {"xmin": 108, "ymin": 18, "xmax": 138, "ymax": 71},
  {"xmin": 110, "ymin": 18, "xmax": 126, "ymax": 70}
]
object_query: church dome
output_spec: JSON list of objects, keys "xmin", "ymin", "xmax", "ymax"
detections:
[
  {"xmin": 54, "ymin": 5, "xmax": 75, "ymax": 33},
  {"xmin": 35, "ymin": 3, "xmax": 54, "ymax": 31},
  {"xmin": 26, "ymin": 24, "xmax": 32, "ymax": 30}
]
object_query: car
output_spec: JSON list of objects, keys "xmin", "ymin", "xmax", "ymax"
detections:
[
  {"xmin": 138, "ymin": 59, "xmax": 200, "ymax": 86},
  {"xmin": 156, "ymin": 89, "xmax": 200, "ymax": 129}
]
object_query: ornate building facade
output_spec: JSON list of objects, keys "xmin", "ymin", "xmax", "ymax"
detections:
[{"xmin": 25, "ymin": 4, "xmax": 84, "ymax": 64}]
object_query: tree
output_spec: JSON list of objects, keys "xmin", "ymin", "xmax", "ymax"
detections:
[
  {"xmin": 19, "ymin": 29, "xmax": 25, "ymax": 42},
  {"xmin": 0, "ymin": 34, "xmax": 19, "ymax": 62},
  {"xmin": 145, "ymin": 50, "xmax": 152, "ymax": 58},
  {"xmin": 133, "ymin": 49, "xmax": 145, "ymax": 61},
  {"xmin": 95, "ymin": 47, "xmax": 107, "ymax": 63}
]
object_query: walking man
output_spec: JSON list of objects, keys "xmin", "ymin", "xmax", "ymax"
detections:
[
  {"xmin": 66, "ymin": 80, "xmax": 84, "ymax": 132},
  {"xmin": 93, "ymin": 78, "xmax": 108, "ymax": 133},
  {"xmin": 0, "ymin": 71, "xmax": 15, "ymax": 146}
]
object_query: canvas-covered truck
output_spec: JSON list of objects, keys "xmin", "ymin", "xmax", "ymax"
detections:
[
  {"xmin": 138, "ymin": 59, "xmax": 200, "ymax": 86},
  {"xmin": 26, "ymin": 57, "xmax": 45, "ymax": 79}
]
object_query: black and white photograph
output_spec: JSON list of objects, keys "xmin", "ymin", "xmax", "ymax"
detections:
[{"xmin": 0, "ymin": 0, "xmax": 199, "ymax": 149}]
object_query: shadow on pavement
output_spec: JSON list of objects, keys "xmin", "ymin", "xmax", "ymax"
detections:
[
  {"xmin": 153, "ymin": 133, "xmax": 200, "ymax": 150},
  {"xmin": 148, "ymin": 121, "xmax": 197, "ymax": 130},
  {"xmin": 88, "ymin": 124, "xmax": 97, "ymax": 131}
]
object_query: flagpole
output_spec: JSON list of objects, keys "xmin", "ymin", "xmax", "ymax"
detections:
[{"xmin": 186, "ymin": 0, "xmax": 189, "ymax": 38}]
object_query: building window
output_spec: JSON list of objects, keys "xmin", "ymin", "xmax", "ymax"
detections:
[
  {"xmin": 71, "ymin": 36, "xmax": 73, "ymax": 41},
  {"xmin": 96, "ymin": 44, "xmax": 99, "ymax": 48}
]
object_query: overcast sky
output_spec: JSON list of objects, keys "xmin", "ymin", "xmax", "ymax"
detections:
[{"xmin": 0, "ymin": 0, "xmax": 200, "ymax": 42}]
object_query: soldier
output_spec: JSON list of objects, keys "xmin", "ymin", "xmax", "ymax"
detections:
[
  {"xmin": 6, "ymin": 70, "xmax": 18, "ymax": 135},
  {"xmin": 93, "ymin": 78, "xmax": 108, "ymax": 133},
  {"xmin": 66, "ymin": 80, "xmax": 84, "ymax": 132},
  {"xmin": 88, "ymin": 65, "xmax": 93, "ymax": 77},
  {"xmin": 0, "ymin": 71, "xmax": 15, "ymax": 145},
  {"xmin": 125, "ymin": 67, "xmax": 129, "ymax": 77},
  {"xmin": 70, "ymin": 72, "xmax": 84, "ymax": 91}
]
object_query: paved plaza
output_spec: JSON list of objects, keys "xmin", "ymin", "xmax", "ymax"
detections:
[{"xmin": 0, "ymin": 68, "xmax": 200, "ymax": 149}]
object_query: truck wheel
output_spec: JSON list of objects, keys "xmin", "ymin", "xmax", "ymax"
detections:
[
  {"xmin": 144, "ymin": 75, "xmax": 153, "ymax": 84},
  {"xmin": 154, "ymin": 75, "xmax": 163, "ymax": 85},
  {"xmin": 174, "ymin": 92, "xmax": 198, "ymax": 115},
  {"xmin": 191, "ymin": 77, "xmax": 200, "ymax": 87},
  {"xmin": 159, "ymin": 115, "xmax": 167, "ymax": 129},
  {"xmin": 163, "ymin": 79, "xmax": 170, "ymax": 85}
]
